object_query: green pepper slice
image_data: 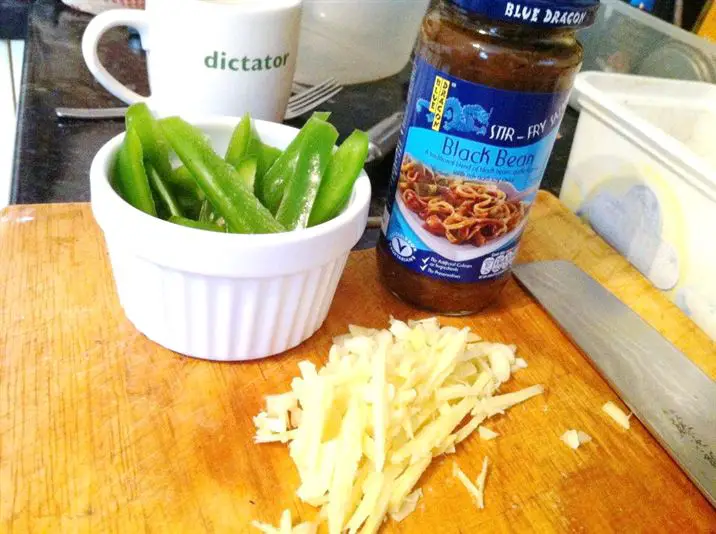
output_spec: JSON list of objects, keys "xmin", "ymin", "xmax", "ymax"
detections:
[
  {"xmin": 260, "ymin": 114, "xmax": 335, "ymax": 214},
  {"xmin": 308, "ymin": 130, "xmax": 369, "ymax": 227},
  {"xmin": 174, "ymin": 189, "xmax": 203, "ymax": 220},
  {"xmin": 148, "ymin": 165, "xmax": 183, "ymax": 219},
  {"xmin": 171, "ymin": 165, "xmax": 200, "ymax": 191},
  {"xmin": 254, "ymin": 142, "xmax": 281, "ymax": 179},
  {"xmin": 236, "ymin": 157, "xmax": 257, "ymax": 192},
  {"xmin": 114, "ymin": 128, "xmax": 157, "ymax": 216},
  {"xmin": 168, "ymin": 215, "xmax": 224, "ymax": 233},
  {"xmin": 275, "ymin": 120, "xmax": 338, "ymax": 230},
  {"xmin": 161, "ymin": 117, "xmax": 284, "ymax": 234},
  {"xmin": 124, "ymin": 103, "xmax": 204, "ymax": 199},
  {"xmin": 125, "ymin": 103, "xmax": 174, "ymax": 181},
  {"xmin": 247, "ymin": 138, "xmax": 281, "ymax": 197},
  {"xmin": 198, "ymin": 199, "xmax": 213, "ymax": 223},
  {"xmin": 225, "ymin": 113, "xmax": 253, "ymax": 169},
  {"xmin": 225, "ymin": 114, "xmax": 280, "ymax": 196}
]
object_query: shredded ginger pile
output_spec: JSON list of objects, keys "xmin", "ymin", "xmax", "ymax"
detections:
[{"xmin": 254, "ymin": 318, "xmax": 544, "ymax": 533}]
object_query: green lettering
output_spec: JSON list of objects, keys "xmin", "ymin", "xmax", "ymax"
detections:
[
  {"xmin": 205, "ymin": 52, "xmax": 290, "ymax": 73},
  {"xmin": 204, "ymin": 51, "xmax": 218, "ymax": 69}
]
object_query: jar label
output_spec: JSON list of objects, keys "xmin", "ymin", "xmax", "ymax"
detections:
[{"xmin": 381, "ymin": 58, "xmax": 569, "ymax": 283}]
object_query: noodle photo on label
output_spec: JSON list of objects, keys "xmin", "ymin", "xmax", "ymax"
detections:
[{"xmin": 398, "ymin": 154, "xmax": 526, "ymax": 247}]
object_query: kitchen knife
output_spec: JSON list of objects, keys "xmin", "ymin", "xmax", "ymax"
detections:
[
  {"xmin": 512, "ymin": 260, "xmax": 716, "ymax": 508},
  {"xmin": 365, "ymin": 111, "xmax": 403, "ymax": 163}
]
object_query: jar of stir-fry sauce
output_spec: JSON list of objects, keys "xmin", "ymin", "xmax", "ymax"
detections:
[{"xmin": 378, "ymin": 0, "xmax": 598, "ymax": 315}]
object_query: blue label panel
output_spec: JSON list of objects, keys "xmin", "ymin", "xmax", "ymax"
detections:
[
  {"xmin": 405, "ymin": 128, "xmax": 558, "ymax": 192},
  {"xmin": 381, "ymin": 57, "xmax": 567, "ymax": 283}
]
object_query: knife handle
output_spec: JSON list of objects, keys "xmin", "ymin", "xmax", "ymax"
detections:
[{"xmin": 366, "ymin": 111, "xmax": 404, "ymax": 163}]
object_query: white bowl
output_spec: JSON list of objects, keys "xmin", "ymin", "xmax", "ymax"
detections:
[{"xmin": 90, "ymin": 117, "xmax": 371, "ymax": 361}]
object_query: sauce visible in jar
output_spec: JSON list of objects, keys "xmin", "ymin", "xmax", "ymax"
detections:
[{"xmin": 378, "ymin": 0, "xmax": 599, "ymax": 315}]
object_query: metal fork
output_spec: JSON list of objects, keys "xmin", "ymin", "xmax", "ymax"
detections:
[
  {"xmin": 284, "ymin": 77, "xmax": 342, "ymax": 119},
  {"xmin": 55, "ymin": 78, "xmax": 343, "ymax": 120}
]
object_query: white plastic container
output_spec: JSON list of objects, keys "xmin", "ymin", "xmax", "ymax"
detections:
[
  {"xmin": 578, "ymin": 0, "xmax": 716, "ymax": 83},
  {"xmin": 561, "ymin": 72, "xmax": 716, "ymax": 340},
  {"xmin": 90, "ymin": 118, "xmax": 371, "ymax": 361},
  {"xmin": 295, "ymin": 0, "xmax": 430, "ymax": 85}
]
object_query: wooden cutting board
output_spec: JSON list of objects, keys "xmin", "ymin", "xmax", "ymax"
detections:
[{"xmin": 1, "ymin": 192, "xmax": 714, "ymax": 532}]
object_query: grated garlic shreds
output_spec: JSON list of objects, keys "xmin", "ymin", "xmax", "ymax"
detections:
[
  {"xmin": 561, "ymin": 430, "xmax": 580, "ymax": 449},
  {"xmin": 453, "ymin": 462, "xmax": 482, "ymax": 508},
  {"xmin": 389, "ymin": 488, "xmax": 423, "ymax": 522},
  {"xmin": 254, "ymin": 318, "xmax": 544, "ymax": 532},
  {"xmin": 602, "ymin": 401, "xmax": 632, "ymax": 429},
  {"xmin": 475, "ymin": 457, "xmax": 490, "ymax": 509},
  {"xmin": 454, "ymin": 414, "xmax": 485, "ymax": 444},
  {"xmin": 478, "ymin": 426, "xmax": 499, "ymax": 441},
  {"xmin": 251, "ymin": 522, "xmax": 277, "ymax": 534},
  {"xmin": 512, "ymin": 358, "xmax": 529, "ymax": 372},
  {"xmin": 560, "ymin": 429, "xmax": 592, "ymax": 449},
  {"xmin": 251, "ymin": 509, "xmax": 318, "ymax": 534},
  {"xmin": 453, "ymin": 458, "xmax": 489, "ymax": 510},
  {"xmin": 578, "ymin": 431, "xmax": 592, "ymax": 444}
]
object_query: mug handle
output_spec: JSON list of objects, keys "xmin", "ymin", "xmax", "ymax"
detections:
[{"xmin": 82, "ymin": 9, "xmax": 151, "ymax": 105}]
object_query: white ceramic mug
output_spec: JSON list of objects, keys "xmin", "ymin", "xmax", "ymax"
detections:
[{"xmin": 82, "ymin": 0, "xmax": 302, "ymax": 120}]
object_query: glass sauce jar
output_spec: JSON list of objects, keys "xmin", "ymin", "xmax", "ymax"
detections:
[{"xmin": 378, "ymin": 0, "xmax": 599, "ymax": 315}]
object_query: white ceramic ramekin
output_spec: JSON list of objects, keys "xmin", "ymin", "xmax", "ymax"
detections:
[{"xmin": 90, "ymin": 118, "xmax": 371, "ymax": 361}]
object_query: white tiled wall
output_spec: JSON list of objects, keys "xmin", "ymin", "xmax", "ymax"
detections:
[{"xmin": 0, "ymin": 39, "xmax": 24, "ymax": 211}]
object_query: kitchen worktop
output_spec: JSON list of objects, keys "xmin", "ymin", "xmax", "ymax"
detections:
[
  {"xmin": 1, "ymin": 194, "xmax": 714, "ymax": 531},
  {"xmin": 11, "ymin": 0, "xmax": 579, "ymax": 215}
]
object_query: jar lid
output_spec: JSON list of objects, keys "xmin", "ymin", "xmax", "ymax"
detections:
[{"xmin": 448, "ymin": 0, "xmax": 600, "ymax": 29}]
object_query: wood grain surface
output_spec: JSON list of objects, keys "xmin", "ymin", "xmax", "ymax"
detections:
[{"xmin": 1, "ymin": 192, "xmax": 714, "ymax": 533}]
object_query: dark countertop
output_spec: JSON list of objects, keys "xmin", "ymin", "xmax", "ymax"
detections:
[
  {"xmin": 0, "ymin": 0, "xmax": 31, "ymax": 39},
  {"xmin": 12, "ymin": 0, "xmax": 578, "ymax": 241}
]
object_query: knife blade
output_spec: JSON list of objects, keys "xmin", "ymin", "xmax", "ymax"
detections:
[{"xmin": 512, "ymin": 260, "xmax": 716, "ymax": 508}]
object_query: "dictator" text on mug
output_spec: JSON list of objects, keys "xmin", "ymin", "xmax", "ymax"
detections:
[{"xmin": 204, "ymin": 50, "xmax": 291, "ymax": 72}]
